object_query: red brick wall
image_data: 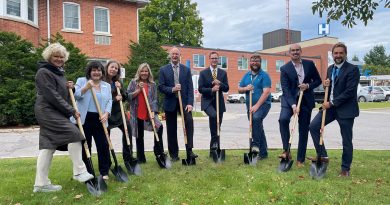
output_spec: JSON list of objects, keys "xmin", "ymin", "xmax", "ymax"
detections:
[
  {"xmin": 37, "ymin": 0, "xmax": 138, "ymax": 64},
  {"xmin": 162, "ymin": 46, "xmax": 322, "ymax": 94},
  {"xmin": 0, "ymin": 19, "xmax": 39, "ymax": 46}
]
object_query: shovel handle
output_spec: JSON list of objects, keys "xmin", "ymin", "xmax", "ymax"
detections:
[
  {"xmin": 216, "ymin": 91, "xmax": 220, "ymax": 136},
  {"xmin": 319, "ymin": 86, "xmax": 330, "ymax": 145},
  {"xmin": 68, "ymin": 88, "xmax": 91, "ymax": 158},
  {"xmin": 249, "ymin": 91, "xmax": 252, "ymax": 140},
  {"xmin": 90, "ymin": 87, "xmax": 115, "ymax": 150},
  {"xmin": 141, "ymin": 86, "xmax": 160, "ymax": 142},
  {"xmin": 116, "ymin": 87, "xmax": 131, "ymax": 146},
  {"xmin": 288, "ymin": 90, "xmax": 304, "ymax": 144},
  {"xmin": 177, "ymin": 91, "xmax": 188, "ymax": 144}
]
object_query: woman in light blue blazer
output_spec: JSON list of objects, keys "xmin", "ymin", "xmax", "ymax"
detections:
[{"xmin": 71, "ymin": 61, "xmax": 112, "ymax": 180}]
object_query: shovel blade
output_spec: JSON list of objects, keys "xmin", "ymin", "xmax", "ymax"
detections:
[
  {"xmin": 85, "ymin": 179, "xmax": 102, "ymax": 197},
  {"xmin": 212, "ymin": 149, "xmax": 225, "ymax": 163},
  {"xmin": 309, "ymin": 161, "xmax": 328, "ymax": 179},
  {"xmin": 125, "ymin": 159, "xmax": 142, "ymax": 176},
  {"xmin": 244, "ymin": 152, "xmax": 258, "ymax": 165},
  {"xmin": 156, "ymin": 153, "xmax": 171, "ymax": 169},
  {"xmin": 279, "ymin": 158, "xmax": 294, "ymax": 172},
  {"xmin": 111, "ymin": 166, "xmax": 129, "ymax": 183},
  {"xmin": 97, "ymin": 175, "xmax": 107, "ymax": 192},
  {"xmin": 182, "ymin": 157, "xmax": 196, "ymax": 166}
]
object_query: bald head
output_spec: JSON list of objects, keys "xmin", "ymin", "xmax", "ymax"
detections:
[
  {"xmin": 289, "ymin": 44, "xmax": 302, "ymax": 62},
  {"xmin": 169, "ymin": 47, "xmax": 181, "ymax": 65}
]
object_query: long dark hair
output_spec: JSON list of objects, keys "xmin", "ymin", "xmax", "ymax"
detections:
[{"xmin": 104, "ymin": 60, "xmax": 121, "ymax": 83}]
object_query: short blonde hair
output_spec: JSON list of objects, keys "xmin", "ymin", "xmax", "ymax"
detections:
[{"xmin": 42, "ymin": 42, "xmax": 69, "ymax": 62}]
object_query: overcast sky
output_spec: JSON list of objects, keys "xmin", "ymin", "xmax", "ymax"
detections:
[{"xmin": 193, "ymin": 0, "xmax": 390, "ymax": 61}]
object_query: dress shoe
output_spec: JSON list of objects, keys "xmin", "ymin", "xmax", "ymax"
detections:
[
  {"xmin": 171, "ymin": 156, "xmax": 180, "ymax": 162},
  {"xmin": 211, "ymin": 142, "xmax": 218, "ymax": 150},
  {"xmin": 251, "ymin": 146, "xmax": 259, "ymax": 154},
  {"xmin": 33, "ymin": 184, "xmax": 62, "ymax": 193},
  {"xmin": 73, "ymin": 171, "xmax": 94, "ymax": 183},
  {"xmin": 258, "ymin": 155, "xmax": 268, "ymax": 160},
  {"xmin": 296, "ymin": 161, "xmax": 305, "ymax": 167},
  {"xmin": 102, "ymin": 175, "xmax": 109, "ymax": 180},
  {"xmin": 187, "ymin": 151, "xmax": 198, "ymax": 159},
  {"xmin": 307, "ymin": 156, "xmax": 329, "ymax": 163},
  {"xmin": 338, "ymin": 170, "xmax": 350, "ymax": 177},
  {"xmin": 279, "ymin": 151, "xmax": 292, "ymax": 160}
]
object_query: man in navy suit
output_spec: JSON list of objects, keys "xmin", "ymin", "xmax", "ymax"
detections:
[
  {"xmin": 309, "ymin": 42, "xmax": 360, "ymax": 177},
  {"xmin": 198, "ymin": 51, "xmax": 229, "ymax": 152},
  {"xmin": 279, "ymin": 44, "xmax": 322, "ymax": 167},
  {"xmin": 158, "ymin": 47, "xmax": 197, "ymax": 161}
]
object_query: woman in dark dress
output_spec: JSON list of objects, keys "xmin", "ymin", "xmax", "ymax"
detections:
[{"xmin": 33, "ymin": 43, "xmax": 93, "ymax": 193}]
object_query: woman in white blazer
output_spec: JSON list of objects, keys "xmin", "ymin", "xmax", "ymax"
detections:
[{"xmin": 71, "ymin": 61, "xmax": 112, "ymax": 180}]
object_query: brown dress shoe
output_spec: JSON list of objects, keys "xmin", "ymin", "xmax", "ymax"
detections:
[
  {"xmin": 278, "ymin": 151, "xmax": 292, "ymax": 160},
  {"xmin": 307, "ymin": 156, "xmax": 329, "ymax": 163},
  {"xmin": 296, "ymin": 161, "xmax": 305, "ymax": 167},
  {"xmin": 339, "ymin": 170, "xmax": 350, "ymax": 177}
]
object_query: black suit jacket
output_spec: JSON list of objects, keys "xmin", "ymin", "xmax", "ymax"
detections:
[
  {"xmin": 280, "ymin": 59, "xmax": 322, "ymax": 109},
  {"xmin": 327, "ymin": 61, "xmax": 360, "ymax": 119},
  {"xmin": 198, "ymin": 67, "xmax": 229, "ymax": 112},
  {"xmin": 158, "ymin": 63, "xmax": 194, "ymax": 112}
]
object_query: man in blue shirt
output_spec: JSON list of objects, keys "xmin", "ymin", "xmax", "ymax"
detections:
[{"xmin": 238, "ymin": 54, "xmax": 272, "ymax": 159}]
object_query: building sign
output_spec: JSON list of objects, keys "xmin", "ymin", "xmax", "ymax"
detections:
[
  {"xmin": 120, "ymin": 67, "xmax": 125, "ymax": 79},
  {"xmin": 318, "ymin": 23, "xmax": 330, "ymax": 35}
]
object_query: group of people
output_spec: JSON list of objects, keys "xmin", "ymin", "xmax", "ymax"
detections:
[{"xmin": 33, "ymin": 41, "xmax": 359, "ymax": 193}]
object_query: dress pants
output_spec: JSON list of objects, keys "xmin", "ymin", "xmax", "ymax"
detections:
[
  {"xmin": 165, "ymin": 99, "xmax": 194, "ymax": 158},
  {"xmin": 309, "ymin": 107, "xmax": 355, "ymax": 171},
  {"xmin": 82, "ymin": 112, "xmax": 111, "ymax": 176},
  {"xmin": 136, "ymin": 118, "xmax": 164, "ymax": 162},
  {"xmin": 204, "ymin": 105, "xmax": 224, "ymax": 150},
  {"xmin": 279, "ymin": 104, "xmax": 312, "ymax": 162},
  {"xmin": 34, "ymin": 142, "xmax": 88, "ymax": 186},
  {"xmin": 108, "ymin": 121, "xmax": 132, "ymax": 162}
]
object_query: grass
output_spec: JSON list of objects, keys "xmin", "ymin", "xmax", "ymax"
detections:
[
  {"xmin": 0, "ymin": 150, "xmax": 389, "ymax": 205},
  {"xmin": 315, "ymin": 101, "xmax": 390, "ymax": 109}
]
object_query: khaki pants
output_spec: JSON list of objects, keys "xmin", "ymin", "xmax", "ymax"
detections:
[{"xmin": 34, "ymin": 142, "xmax": 87, "ymax": 186}]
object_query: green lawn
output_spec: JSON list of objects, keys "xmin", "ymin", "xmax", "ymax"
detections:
[
  {"xmin": 315, "ymin": 101, "xmax": 390, "ymax": 109},
  {"xmin": 1, "ymin": 150, "xmax": 389, "ymax": 204}
]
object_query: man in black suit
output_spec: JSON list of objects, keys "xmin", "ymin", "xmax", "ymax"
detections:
[
  {"xmin": 158, "ymin": 47, "xmax": 197, "ymax": 161},
  {"xmin": 198, "ymin": 51, "xmax": 229, "ymax": 152},
  {"xmin": 279, "ymin": 44, "xmax": 322, "ymax": 167},
  {"xmin": 309, "ymin": 42, "xmax": 360, "ymax": 177}
]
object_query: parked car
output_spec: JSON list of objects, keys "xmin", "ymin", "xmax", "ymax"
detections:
[
  {"xmin": 227, "ymin": 93, "xmax": 246, "ymax": 103},
  {"xmin": 375, "ymin": 86, "xmax": 390, "ymax": 101},
  {"xmin": 313, "ymin": 85, "xmax": 325, "ymax": 103},
  {"xmin": 357, "ymin": 86, "xmax": 385, "ymax": 102},
  {"xmin": 271, "ymin": 91, "xmax": 283, "ymax": 102}
]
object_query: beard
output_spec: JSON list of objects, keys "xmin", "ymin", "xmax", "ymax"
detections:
[
  {"xmin": 334, "ymin": 57, "xmax": 345, "ymax": 64},
  {"xmin": 251, "ymin": 66, "xmax": 260, "ymax": 73}
]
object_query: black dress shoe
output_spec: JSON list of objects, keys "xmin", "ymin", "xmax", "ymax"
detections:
[
  {"xmin": 211, "ymin": 142, "xmax": 218, "ymax": 150},
  {"xmin": 171, "ymin": 156, "xmax": 180, "ymax": 162},
  {"xmin": 188, "ymin": 151, "xmax": 198, "ymax": 159}
]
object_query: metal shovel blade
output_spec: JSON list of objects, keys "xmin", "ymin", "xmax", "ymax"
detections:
[
  {"xmin": 125, "ymin": 158, "xmax": 141, "ymax": 176},
  {"xmin": 212, "ymin": 149, "xmax": 225, "ymax": 163},
  {"xmin": 310, "ymin": 160, "xmax": 328, "ymax": 180},
  {"xmin": 279, "ymin": 158, "xmax": 294, "ymax": 172},
  {"xmin": 97, "ymin": 175, "xmax": 107, "ymax": 193},
  {"xmin": 85, "ymin": 179, "xmax": 102, "ymax": 197},
  {"xmin": 244, "ymin": 153, "xmax": 250, "ymax": 164},
  {"xmin": 156, "ymin": 153, "xmax": 171, "ymax": 169},
  {"xmin": 244, "ymin": 152, "xmax": 258, "ymax": 165},
  {"xmin": 182, "ymin": 157, "xmax": 196, "ymax": 166},
  {"xmin": 110, "ymin": 165, "xmax": 129, "ymax": 183}
]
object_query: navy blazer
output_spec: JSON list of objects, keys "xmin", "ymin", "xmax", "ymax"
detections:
[
  {"xmin": 280, "ymin": 59, "xmax": 321, "ymax": 109},
  {"xmin": 198, "ymin": 67, "xmax": 229, "ymax": 112},
  {"xmin": 158, "ymin": 63, "xmax": 194, "ymax": 112},
  {"xmin": 326, "ymin": 61, "xmax": 360, "ymax": 119}
]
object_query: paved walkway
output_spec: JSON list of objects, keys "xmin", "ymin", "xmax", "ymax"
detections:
[{"xmin": 1, "ymin": 103, "xmax": 389, "ymax": 159}]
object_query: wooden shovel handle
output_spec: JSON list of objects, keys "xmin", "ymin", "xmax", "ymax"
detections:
[
  {"xmin": 249, "ymin": 91, "xmax": 252, "ymax": 140},
  {"xmin": 116, "ymin": 87, "xmax": 131, "ymax": 146},
  {"xmin": 141, "ymin": 86, "xmax": 160, "ymax": 142},
  {"xmin": 319, "ymin": 86, "xmax": 330, "ymax": 145},
  {"xmin": 216, "ymin": 91, "xmax": 220, "ymax": 136},
  {"xmin": 288, "ymin": 90, "xmax": 304, "ymax": 144},
  {"xmin": 68, "ymin": 88, "xmax": 91, "ymax": 158},
  {"xmin": 177, "ymin": 91, "xmax": 188, "ymax": 144}
]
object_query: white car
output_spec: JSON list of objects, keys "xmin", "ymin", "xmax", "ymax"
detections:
[
  {"xmin": 376, "ymin": 86, "xmax": 390, "ymax": 101},
  {"xmin": 271, "ymin": 91, "xmax": 283, "ymax": 102},
  {"xmin": 227, "ymin": 93, "xmax": 246, "ymax": 103}
]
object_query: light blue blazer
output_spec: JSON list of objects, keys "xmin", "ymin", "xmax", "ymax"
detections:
[{"xmin": 70, "ymin": 77, "xmax": 112, "ymax": 127}]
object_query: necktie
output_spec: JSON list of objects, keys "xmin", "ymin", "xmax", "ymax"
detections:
[
  {"xmin": 173, "ymin": 65, "xmax": 179, "ymax": 84},
  {"xmin": 212, "ymin": 68, "xmax": 217, "ymax": 80}
]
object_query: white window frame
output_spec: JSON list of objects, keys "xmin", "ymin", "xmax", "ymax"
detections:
[
  {"xmin": 261, "ymin": 59, "xmax": 268, "ymax": 71},
  {"xmin": 62, "ymin": 2, "xmax": 81, "ymax": 32},
  {"xmin": 93, "ymin": 6, "xmax": 110, "ymax": 35},
  {"xmin": 276, "ymin": 60, "xmax": 284, "ymax": 72},
  {"xmin": 0, "ymin": 0, "xmax": 38, "ymax": 25},
  {"xmin": 218, "ymin": 56, "xmax": 228, "ymax": 69},
  {"xmin": 238, "ymin": 57, "xmax": 248, "ymax": 70},
  {"xmin": 193, "ymin": 54, "xmax": 205, "ymax": 68}
]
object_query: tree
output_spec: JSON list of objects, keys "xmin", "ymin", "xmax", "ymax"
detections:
[
  {"xmin": 139, "ymin": 0, "xmax": 203, "ymax": 46},
  {"xmin": 37, "ymin": 33, "xmax": 88, "ymax": 82},
  {"xmin": 352, "ymin": 55, "xmax": 360, "ymax": 61},
  {"xmin": 312, "ymin": 0, "xmax": 390, "ymax": 28},
  {"xmin": 0, "ymin": 32, "xmax": 40, "ymax": 126},
  {"xmin": 363, "ymin": 64, "xmax": 390, "ymax": 75},
  {"xmin": 124, "ymin": 32, "xmax": 169, "ymax": 110},
  {"xmin": 363, "ymin": 45, "xmax": 390, "ymax": 67}
]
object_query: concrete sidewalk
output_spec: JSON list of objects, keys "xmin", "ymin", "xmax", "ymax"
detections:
[{"xmin": 1, "ymin": 104, "xmax": 389, "ymax": 159}]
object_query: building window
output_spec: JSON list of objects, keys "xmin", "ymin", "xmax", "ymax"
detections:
[
  {"xmin": 7, "ymin": 0, "xmax": 21, "ymax": 17},
  {"xmin": 63, "ymin": 2, "xmax": 80, "ymax": 30},
  {"xmin": 95, "ymin": 35, "xmax": 111, "ymax": 45},
  {"xmin": 238, "ymin": 57, "xmax": 248, "ymax": 70},
  {"xmin": 261, "ymin": 59, "xmax": 268, "ymax": 71},
  {"xmin": 94, "ymin": 7, "xmax": 109, "ymax": 34},
  {"xmin": 275, "ymin": 82, "xmax": 281, "ymax": 91},
  {"xmin": 27, "ymin": 0, "xmax": 34, "ymax": 21},
  {"xmin": 276, "ymin": 60, "xmax": 284, "ymax": 72},
  {"xmin": 218, "ymin": 56, "xmax": 228, "ymax": 69},
  {"xmin": 193, "ymin": 54, "xmax": 205, "ymax": 68}
]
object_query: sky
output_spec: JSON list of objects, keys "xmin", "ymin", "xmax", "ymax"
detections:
[{"xmin": 193, "ymin": 0, "xmax": 390, "ymax": 61}]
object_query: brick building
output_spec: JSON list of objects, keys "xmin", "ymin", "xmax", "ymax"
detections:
[{"xmin": 0, "ymin": 0, "xmax": 148, "ymax": 64}]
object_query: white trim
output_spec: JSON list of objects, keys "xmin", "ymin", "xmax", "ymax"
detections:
[
  {"xmin": 61, "ymin": 28, "xmax": 83, "ymax": 34},
  {"xmin": 94, "ymin": 6, "xmax": 110, "ymax": 35},
  {"xmin": 218, "ymin": 56, "xmax": 228, "ymax": 70},
  {"xmin": 0, "ymin": 0, "xmax": 38, "ymax": 26},
  {"xmin": 238, "ymin": 57, "xmax": 248, "ymax": 70},
  {"xmin": 193, "ymin": 54, "xmax": 205, "ymax": 68},
  {"xmin": 63, "ymin": 2, "xmax": 81, "ymax": 31}
]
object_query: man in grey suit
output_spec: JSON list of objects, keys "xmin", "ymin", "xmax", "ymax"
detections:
[{"xmin": 198, "ymin": 51, "xmax": 229, "ymax": 153}]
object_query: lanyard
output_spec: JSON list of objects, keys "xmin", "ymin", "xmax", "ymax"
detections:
[{"xmin": 250, "ymin": 72, "xmax": 259, "ymax": 84}]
